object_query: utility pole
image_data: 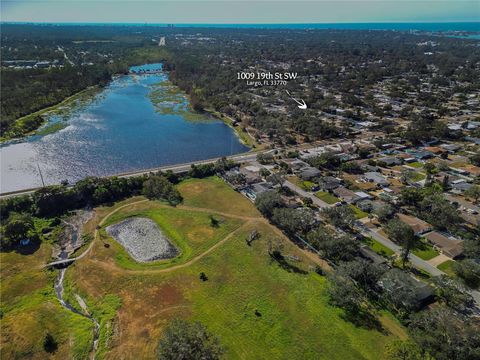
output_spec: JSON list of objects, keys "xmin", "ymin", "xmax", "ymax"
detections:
[{"xmin": 37, "ymin": 162, "xmax": 45, "ymax": 187}]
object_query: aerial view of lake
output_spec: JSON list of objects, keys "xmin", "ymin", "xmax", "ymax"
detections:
[{"xmin": 0, "ymin": 63, "xmax": 249, "ymax": 193}]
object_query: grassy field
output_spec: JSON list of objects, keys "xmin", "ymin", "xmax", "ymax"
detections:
[
  {"xmin": 1, "ymin": 177, "xmax": 404, "ymax": 359},
  {"xmin": 315, "ymin": 191, "xmax": 340, "ymax": 205},
  {"xmin": 349, "ymin": 204, "xmax": 368, "ymax": 219},
  {"xmin": 100, "ymin": 201, "xmax": 244, "ymax": 270},
  {"xmin": 0, "ymin": 244, "xmax": 94, "ymax": 359},
  {"xmin": 407, "ymin": 162, "xmax": 423, "ymax": 168},
  {"xmin": 66, "ymin": 177, "xmax": 403, "ymax": 358},
  {"xmin": 362, "ymin": 237, "xmax": 395, "ymax": 257},
  {"xmin": 437, "ymin": 260, "xmax": 456, "ymax": 276},
  {"xmin": 412, "ymin": 241, "xmax": 440, "ymax": 261},
  {"xmin": 409, "ymin": 172, "xmax": 427, "ymax": 182},
  {"xmin": 287, "ymin": 176, "xmax": 317, "ymax": 191}
]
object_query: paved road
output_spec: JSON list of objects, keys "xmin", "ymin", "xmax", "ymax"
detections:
[
  {"xmin": 358, "ymin": 225, "xmax": 480, "ymax": 306},
  {"xmin": 361, "ymin": 226, "xmax": 444, "ymax": 276},
  {"xmin": 283, "ymin": 180, "xmax": 331, "ymax": 209},
  {"xmin": 282, "ymin": 181, "xmax": 480, "ymax": 307},
  {"xmin": 1, "ymin": 151, "xmax": 261, "ymax": 199}
]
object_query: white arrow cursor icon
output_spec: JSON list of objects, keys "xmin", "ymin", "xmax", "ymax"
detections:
[{"xmin": 286, "ymin": 90, "xmax": 307, "ymax": 109}]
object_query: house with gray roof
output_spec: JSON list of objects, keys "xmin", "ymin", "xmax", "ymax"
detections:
[{"xmin": 363, "ymin": 172, "xmax": 389, "ymax": 187}]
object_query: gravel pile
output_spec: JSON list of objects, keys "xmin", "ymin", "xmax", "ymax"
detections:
[{"xmin": 106, "ymin": 217, "xmax": 178, "ymax": 262}]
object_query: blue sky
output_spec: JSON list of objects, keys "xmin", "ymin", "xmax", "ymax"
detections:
[{"xmin": 1, "ymin": 1, "xmax": 479, "ymax": 23}]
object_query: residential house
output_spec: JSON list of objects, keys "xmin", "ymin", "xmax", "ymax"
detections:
[
  {"xmin": 333, "ymin": 186, "xmax": 360, "ymax": 204},
  {"xmin": 363, "ymin": 172, "xmax": 390, "ymax": 187},
  {"xmin": 378, "ymin": 269, "xmax": 435, "ymax": 310},
  {"xmin": 282, "ymin": 158, "xmax": 308, "ymax": 171},
  {"xmin": 319, "ymin": 176, "xmax": 341, "ymax": 191},
  {"xmin": 299, "ymin": 167, "xmax": 322, "ymax": 181},
  {"xmin": 397, "ymin": 213, "xmax": 433, "ymax": 236},
  {"xmin": 239, "ymin": 167, "xmax": 262, "ymax": 184},
  {"xmin": 440, "ymin": 143, "xmax": 461, "ymax": 153},
  {"xmin": 424, "ymin": 231, "xmax": 464, "ymax": 259},
  {"xmin": 378, "ymin": 156, "xmax": 403, "ymax": 166},
  {"xmin": 450, "ymin": 180, "xmax": 473, "ymax": 194},
  {"xmin": 243, "ymin": 182, "xmax": 273, "ymax": 201}
]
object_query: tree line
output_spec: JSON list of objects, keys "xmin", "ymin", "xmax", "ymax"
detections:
[{"xmin": 0, "ymin": 158, "xmax": 236, "ymax": 249}]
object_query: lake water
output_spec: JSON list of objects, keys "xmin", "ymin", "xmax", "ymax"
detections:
[{"xmin": 0, "ymin": 63, "xmax": 249, "ymax": 193}]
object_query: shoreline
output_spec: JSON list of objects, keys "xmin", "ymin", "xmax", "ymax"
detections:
[
  {"xmin": 0, "ymin": 85, "xmax": 101, "ymax": 144},
  {"xmin": 201, "ymin": 107, "xmax": 260, "ymax": 150},
  {"xmin": 0, "ymin": 150, "xmax": 258, "ymax": 197}
]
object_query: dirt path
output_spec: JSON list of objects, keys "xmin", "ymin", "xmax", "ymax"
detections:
[
  {"xmin": 45, "ymin": 200, "xmax": 149, "ymax": 267},
  {"xmin": 48, "ymin": 198, "xmax": 328, "ymax": 274},
  {"xmin": 95, "ymin": 221, "xmax": 252, "ymax": 274}
]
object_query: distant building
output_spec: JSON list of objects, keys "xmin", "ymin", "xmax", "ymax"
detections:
[
  {"xmin": 319, "ymin": 176, "xmax": 341, "ymax": 191},
  {"xmin": 299, "ymin": 167, "xmax": 321, "ymax": 181},
  {"xmin": 282, "ymin": 158, "xmax": 308, "ymax": 171},
  {"xmin": 35, "ymin": 61, "xmax": 50, "ymax": 68},
  {"xmin": 363, "ymin": 172, "xmax": 389, "ymax": 187},
  {"xmin": 378, "ymin": 156, "xmax": 403, "ymax": 166},
  {"xmin": 333, "ymin": 186, "xmax": 360, "ymax": 204},
  {"xmin": 158, "ymin": 37, "xmax": 166, "ymax": 46}
]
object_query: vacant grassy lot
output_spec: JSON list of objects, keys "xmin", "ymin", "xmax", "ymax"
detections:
[
  {"xmin": 437, "ymin": 260, "xmax": 456, "ymax": 276},
  {"xmin": 409, "ymin": 172, "xmax": 427, "ymax": 182},
  {"xmin": 177, "ymin": 176, "xmax": 261, "ymax": 217},
  {"xmin": 287, "ymin": 176, "xmax": 316, "ymax": 191},
  {"xmin": 362, "ymin": 237, "xmax": 395, "ymax": 257},
  {"xmin": 315, "ymin": 191, "xmax": 340, "ymax": 204},
  {"xmin": 407, "ymin": 162, "xmax": 423, "ymax": 168},
  {"xmin": 100, "ymin": 201, "xmax": 244, "ymax": 270},
  {"xmin": 349, "ymin": 204, "xmax": 368, "ymax": 219},
  {"xmin": 2, "ymin": 177, "xmax": 404, "ymax": 359},
  {"xmin": 63, "ymin": 177, "xmax": 402, "ymax": 359},
  {"xmin": 412, "ymin": 241, "xmax": 439, "ymax": 261}
]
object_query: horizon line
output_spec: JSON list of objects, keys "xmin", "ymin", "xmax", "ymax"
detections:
[{"xmin": 2, "ymin": 20, "xmax": 479, "ymax": 25}]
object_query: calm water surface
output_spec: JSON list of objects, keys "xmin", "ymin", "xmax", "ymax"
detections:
[{"xmin": 0, "ymin": 64, "xmax": 248, "ymax": 193}]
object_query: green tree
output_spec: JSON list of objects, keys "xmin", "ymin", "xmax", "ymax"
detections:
[
  {"xmin": 142, "ymin": 176, "xmax": 182, "ymax": 205},
  {"xmin": 465, "ymin": 185, "xmax": 480, "ymax": 204},
  {"xmin": 322, "ymin": 205, "xmax": 356, "ymax": 230},
  {"xmin": 409, "ymin": 306, "xmax": 480, "ymax": 360},
  {"xmin": 385, "ymin": 218, "xmax": 417, "ymax": 266},
  {"xmin": 254, "ymin": 191, "xmax": 284, "ymax": 217},
  {"xmin": 384, "ymin": 340, "xmax": 424, "ymax": 360},
  {"xmin": 271, "ymin": 207, "xmax": 315, "ymax": 235},
  {"xmin": 434, "ymin": 275, "xmax": 474, "ymax": 313},
  {"xmin": 1, "ymin": 212, "xmax": 35, "ymax": 249},
  {"xmin": 308, "ymin": 231, "xmax": 359, "ymax": 263},
  {"xmin": 308, "ymin": 151, "xmax": 341, "ymax": 170},
  {"xmin": 420, "ymin": 195, "xmax": 462, "ymax": 231},
  {"xmin": 268, "ymin": 172, "xmax": 285, "ymax": 190},
  {"xmin": 400, "ymin": 187, "xmax": 424, "ymax": 206},
  {"xmin": 374, "ymin": 204, "xmax": 396, "ymax": 223},
  {"xmin": 157, "ymin": 319, "xmax": 223, "ymax": 360},
  {"xmin": 423, "ymin": 162, "xmax": 436, "ymax": 175},
  {"xmin": 337, "ymin": 259, "xmax": 386, "ymax": 294},
  {"xmin": 453, "ymin": 259, "xmax": 480, "ymax": 288},
  {"xmin": 327, "ymin": 273, "xmax": 377, "ymax": 327}
]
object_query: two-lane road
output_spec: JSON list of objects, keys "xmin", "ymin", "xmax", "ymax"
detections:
[{"xmin": 0, "ymin": 151, "xmax": 262, "ymax": 199}]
